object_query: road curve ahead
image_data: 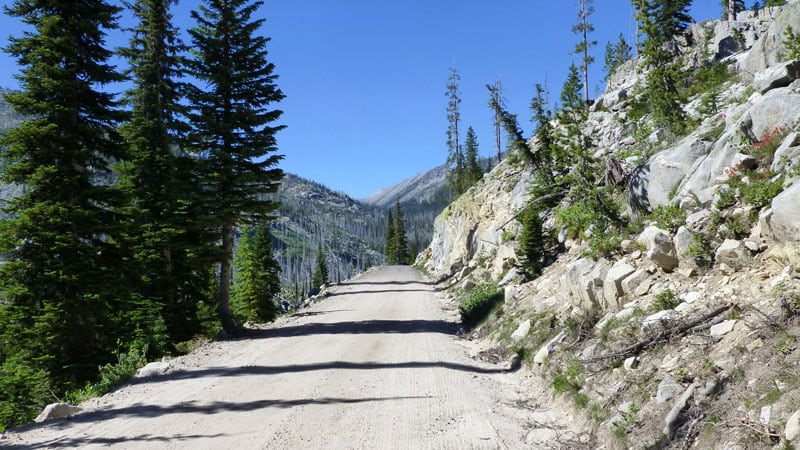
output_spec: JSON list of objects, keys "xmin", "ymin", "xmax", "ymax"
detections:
[{"xmin": 5, "ymin": 266, "xmax": 528, "ymax": 449}]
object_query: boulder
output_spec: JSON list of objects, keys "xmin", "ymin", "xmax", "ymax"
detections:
[
  {"xmin": 462, "ymin": 279, "xmax": 475, "ymax": 291},
  {"xmin": 637, "ymin": 226, "xmax": 679, "ymax": 272},
  {"xmin": 533, "ymin": 330, "xmax": 566, "ymax": 364},
  {"xmin": 710, "ymin": 319, "xmax": 738, "ymax": 337},
  {"xmin": 714, "ymin": 239, "xmax": 752, "ymax": 271},
  {"xmin": 674, "ymin": 226, "xmax": 699, "ymax": 268},
  {"xmin": 643, "ymin": 309, "xmax": 679, "ymax": 330},
  {"xmin": 621, "ymin": 269, "xmax": 651, "ymax": 296},
  {"xmin": 770, "ymin": 131, "xmax": 800, "ymax": 172},
  {"xmin": 136, "ymin": 360, "xmax": 171, "ymax": 378},
  {"xmin": 35, "ymin": 403, "xmax": 82, "ymax": 423},
  {"xmin": 753, "ymin": 59, "xmax": 800, "ymax": 94},
  {"xmin": 656, "ymin": 375, "xmax": 683, "ymax": 405},
  {"xmin": 739, "ymin": 4, "xmax": 800, "ymax": 74},
  {"xmin": 685, "ymin": 210, "xmax": 711, "ymax": 233},
  {"xmin": 510, "ymin": 319, "xmax": 531, "ymax": 341},
  {"xmin": 561, "ymin": 258, "xmax": 609, "ymax": 312},
  {"xmin": 786, "ymin": 410, "xmax": 800, "ymax": 442},
  {"xmin": 603, "ymin": 262, "xmax": 636, "ymax": 311},
  {"xmin": 765, "ymin": 182, "xmax": 800, "ymax": 244},
  {"xmin": 749, "ymin": 88, "xmax": 800, "ymax": 142},
  {"xmin": 644, "ymin": 137, "xmax": 710, "ymax": 208}
]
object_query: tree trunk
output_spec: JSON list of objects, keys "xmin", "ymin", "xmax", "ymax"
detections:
[
  {"xmin": 495, "ymin": 116, "xmax": 501, "ymax": 164},
  {"xmin": 218, "ymin": 221, "xmax": 239, "ymax": 337},
  {"xmin": 728, "ymin": 0, "xmax": 736, "ymax": 21}
]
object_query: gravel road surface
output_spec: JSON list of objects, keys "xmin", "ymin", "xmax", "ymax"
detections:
[{"xmin": 4, "ymin": 266, "xmax": 533, "ymax": 449}]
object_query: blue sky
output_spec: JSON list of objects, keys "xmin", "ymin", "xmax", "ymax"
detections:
[{"xmin": 0, "ymin": 0, "xmax": 721, "ymax": 199}]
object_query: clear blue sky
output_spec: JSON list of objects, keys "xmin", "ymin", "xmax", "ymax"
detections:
[{"xmin": 0, "ymin": 0, "xmax": 720, "ymax": 199}]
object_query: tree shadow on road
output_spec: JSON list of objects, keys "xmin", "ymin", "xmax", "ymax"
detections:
[
  {"xmin": 20, "ymin": 396, "xmax": 432, "ymax": 434},
  {"xmin": 6, "ymin": 432, "xmax": 228, "ymax": 449},
  {"xmin": 132, "ymin": 359, "xmax": 511, "ymax": 387},
  {"xmin": 250, "ymin": 318, "xmax": 460, "ymax": 338},
  {"xmin": 326, "ymin": 288, "xmax": 433, "ymax": 297}
]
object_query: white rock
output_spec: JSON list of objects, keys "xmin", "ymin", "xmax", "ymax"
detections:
[
  {"xmin": 603, "ymin": 262, "xmax": 636, "ymax": 310},
  {"xmin": 504, "ymin": 285, "xmax": 516, "ymax": 303},
  {"xmin": 637, "ymin": 226, "xmax": 679, "ymax": 272},
  {"xmin": 462, "ymin": 279, "xmax": 475, "ymax": 291},
  {"xmin": 624, "ymin": 357, "xmax": 639, "ymax": 370},
  {"xmin": 35, "ymin": 403, "xmax": 82, "ymax": 423},
  {"xmin": 753, "ymin": 60, "xmax": 800, "ymax": 94},
  {"xmin": 766, "ymin": 183, "xmax": 800, "ymax": 244},
  {"xmin": 510, "ymin": 319, "xmax": 531, "ymax": 342},
  {"xmin": 710, "ymin": 320, "xmax": 738, "ymax": 337},
  {"xmin": 715, "ymin": 240, "xmax": 752, "ymax": 271},
  {"xmin": 498, "ymin": 268, "xmax": 518, "ymax": 286},
  {"xmin": 533, "ymin": 330, "xmax": 566, "ymax": 364},
  {"xmin": 136, "ymin": 360, "xmax": 171, "ymax": 378},
  {"xmin": 683, "ymin": 291, "xmax": 701, "ymax": 303},
  {"xmin": 786, "ymin": 410, "xmax": 800, "ymax": 441},
  {"xmin": 759, "ymin": 405, "xmax": 771, "ymax": 426},
  {"xmin": 656, "ymin": 375, "xmax": 683, "ymax": 404},
  {"xmin": 643, "ymin": 309, "xmax": 678, "ymax": 329}
]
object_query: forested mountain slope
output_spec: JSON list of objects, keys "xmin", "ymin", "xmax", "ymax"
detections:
[{"xmin": 271, "ymin": 174, "xmax": 386, "ymax": 299}]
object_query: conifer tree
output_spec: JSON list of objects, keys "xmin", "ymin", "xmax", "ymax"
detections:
[
  {"xmin": 117, "ymin": 0, "xmax": 210, "ymax": 347},
  {"xmin": 517, "ymin": 206, "xmax": 546, "ymax": 277},
  {"xmin": 393, "ymin": 199, "xmax": 408, "ymax": 265},
  {"xmin": 604, "ymin": 33, "xmax": 633, "ymax": 80},
  {"xmin": 464, "ymin": 127, "xmax": 482, "ymax": 189},
  {"xmin": 186, "ymin": 0, "xmax": 285, "ymax": 336},
  {"xmin": 721, "ymin": 0, "xmax": 746, "ymax": 19},
  {"xmin": 445, "ymin": 65, "xmax": 465, "ymax": 197},
  {"xmin": 311, "ymin": 242, "xmax": 329, "ymax": 291},
  {"xmin": 0, "ymin": 0, "xmax": 127, "ymax": 396},
  {"xmin": 572, "ymin": 0, "xmax": 597, "ymax": 103},
  {"xmin": 385, "ymin": 210, "xmax": 396, "ymax": 263},
  {"xmin": 232, "ymin": 225, "xmax": 280, "ymax": 323},
  {"xmin": 486, "ymin": 79, "xmax": 504, "ymax": 164}
]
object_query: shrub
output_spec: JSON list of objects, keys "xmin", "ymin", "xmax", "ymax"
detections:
[
  {"xmin": 749, "ymin": 126, "xmax": 788, "ymax": 167},
  {"xmin": 649, "ymin": 204, "xmax": 687, "ymax": 233},
  {"xmin": 784, "ymin": 25, "xmax": 800, "ymax": 59},
  {"xmin": 458, "ymin": 284, "xmax": 503, "ymax": 328},
  {"xmin": 740, "ymin": 173, "xmax": 784, "ymax": 208},
  {"xmin": 652, "ymin": 289, "xmax": 680, "ymax": 312},
  {"xmin": 0, "ymin": 354, "xmax": 50, "ymax": 431},
  {"xmin": 66, "ymin": 340, "xmax": 148, "ymax": 403}
]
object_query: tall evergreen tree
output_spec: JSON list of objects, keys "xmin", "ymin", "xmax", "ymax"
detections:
[
  {"xmin": 232, "ymin": 225, "xmax": 280, "ymax": 323},
  {"xmin": 385, "ymin": 209, "xmax": 396, "ymax": 263},
  {"xmin": 721, "ymin": 0, "xmax": 746, "ymax": 19},
  {"xmin": 572, "ymin": 0, "xmax": 597, "ymax": 103},
  {"xmin": 117, "ymin": 0, "xmax": 211, "ymax": 348},
  {"xmin": 186, "ymin": 0, "xmax": 285, "ymax": 336},
  {"xmin": 311, "ymin": 242, "xmax": 329, "ymax": 291},
  {"xmin": 393, "ymin": 199, "xmax": 408, "ymax": 265},
  {"xmin": 633, "ymin": 0, "xmax": 691, "ymax": 133},
  {"xmin": 0, "ymin": 0, "xmax": 127, "ymax": 396},
  {"xmin": 486, "ymin": 79, "xmax": 504, "ymax": 164},
  {"xmin": 604, "ymin": 33, "xmax": 633, "ymax": 80},
  {"xmin": 464, "ymin": 126, "xmax": 482, "ymax": 189},
  {"xmin": 445, "ymin": 65, "xmax": 465, "ymax": 197}
]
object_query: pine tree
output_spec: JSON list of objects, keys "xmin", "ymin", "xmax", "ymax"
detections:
[
  {"xmin": 572, "ymin": 0, "xmax": 597, "ymax": 103},
  {"xmin": 0, "ymin": 0, "xmax": 127, "ymax": 398},
  {"xmin": 117, "ymin": 0, "xmax": 210, "ymax": 348},
  {"xmin": 393, "ymin": 199, "xmax": 408, "ymax": 265},
  {"xmin": 633, "ymin": 0, "xmax": 691, "ymax": 133},
  {"xmin": 311, "ymin": 243, "xmax": 329, "ymax": 291},
  {"xmin": 186, "ymin": 0, "xmax": 285, "ymax": 336},
  {"xmin": 517, "ymin": 206, "xmax": 546, "ymax": 277},
  {"xmin": 721, "ymin": 0, "xmax": 746, "ymax": 19},
  {"xmin": 486, "ymin": 79, "xmax": 504, "ymax": 164},
  {"xmin": 385, "ymin": 210, "xmax": 396, "ymax": 263},
  {"xmin": 604, "ymin": 33, "xmax": 633, "ymax": 80},
  {"xmin": 445, "ymin": 65, "xmax": 465, "ymax": 197},
  {"xmin": 464, "ymin": 127, "xmax": 482, "ymax": 189},
  {"xmin": 232, "ymin": 225, "xmax": 281, "ymax": 323}
]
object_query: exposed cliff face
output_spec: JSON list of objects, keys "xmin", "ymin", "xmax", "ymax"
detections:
[
  {"xmin": 423, "ymin": 161, "xmax": 532, "ymax": 279},
  {"xmin": 423, "ymin": 3, "xmax": 800, "ymax": 448}
]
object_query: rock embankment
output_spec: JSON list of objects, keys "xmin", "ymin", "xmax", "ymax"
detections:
[{"xmin": 422, "ymin": 2, "xmax": 800, "ymax": 448}]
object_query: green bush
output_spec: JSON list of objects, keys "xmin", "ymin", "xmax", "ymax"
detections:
[
  {"xmin": 741, "ymin": 173, "xmax": 784, "ymax": 208},
  {"xmin": 67, "ymin": 340, "xmax": 148, "ymax": 403},
  {"xmin": 458, "ymin": 284, "xmax": 503, "ymax": 328},
  {"xmin": 652, "ymin": 289, "xmax": 680, "ymax": 312},
  {"xmin": 0, "ymin": 354, "xmax": 50, "ymax": 431},
  {"xmin": 648, "ymin": 204, "xmax": 687, "ymax": 233}
]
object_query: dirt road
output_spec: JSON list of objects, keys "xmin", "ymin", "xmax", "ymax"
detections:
[{"xmin": 5, "ymin": 266, "xmax": 533, "ymax": 449}]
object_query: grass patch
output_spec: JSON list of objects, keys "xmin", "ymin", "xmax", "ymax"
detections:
[{"xmin": 458, "ymin": 283, "xmax": 503, "ymax": 328}]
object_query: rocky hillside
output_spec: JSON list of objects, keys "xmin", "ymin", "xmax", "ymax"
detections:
[{"xmin": 421, "ymin": 3, "xmax": 800, "ymax": 448}]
